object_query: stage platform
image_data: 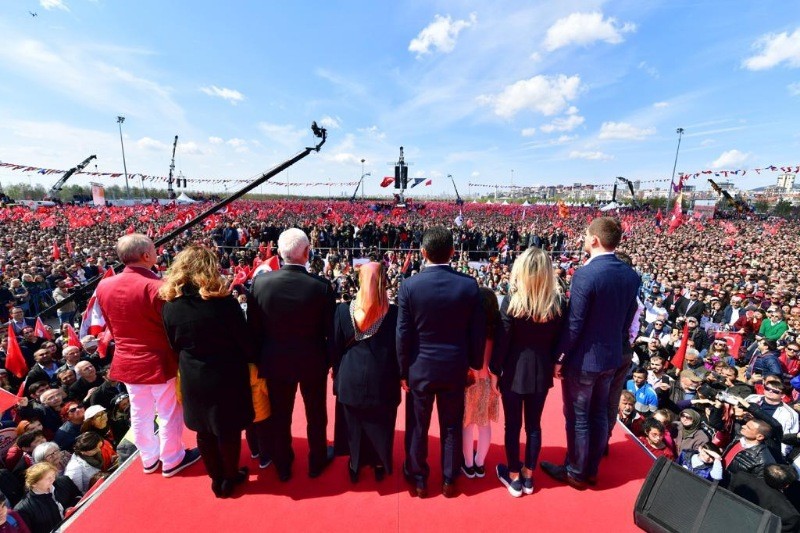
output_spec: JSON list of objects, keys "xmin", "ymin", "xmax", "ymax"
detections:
[{"xmin": 63, "ymin": 380, "xmax": 653, "ymax": 532}]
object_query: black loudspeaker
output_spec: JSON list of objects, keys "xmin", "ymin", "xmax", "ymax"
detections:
[{"xmin": 634, "ymin": 457, "xmax": 781, "ymax": 533}]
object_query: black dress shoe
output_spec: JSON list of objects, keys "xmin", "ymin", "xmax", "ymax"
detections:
[
  {"xmin": 211, "ymin": 478, "xmax": 224, "ymax": 498},
  {"xmin": 442, "ymin": 481, "xmax": 457, "ymax": 498},
  {"xmin": 277, "ymin": 468, "xmax": 292, "ymax": 482},
  {"xmin": 309, "ymin": 445, "xmax": 335, "ymax": 478},
  {"xmin": 219, "ymin": 467, "xmax": 250, "ymax": 498},
  {"xmin": 540, "ymin": 461, "xmax": 588, "ymax": 491},
  {"xmin": 349, "ymin": 462, "xmax": 359, "ymax": 484},
  {"xmin": 374, "ymin": 465, "xmax": 385, "ymax": 482}
]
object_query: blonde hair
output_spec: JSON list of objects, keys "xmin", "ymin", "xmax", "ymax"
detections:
[
  {"xmin": 25, "ymin": 462, "xmax": 57, "ymax": 489},
  {"xmin": 506, "ymin": 248, "xmax": 563, "ymax": 322},
  {"xmin": 159, "ymin": 245, "xmax": 229, "ymax": 301}
]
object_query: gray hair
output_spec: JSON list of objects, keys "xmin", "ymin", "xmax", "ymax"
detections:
[
  {"xmin": 116, "ymin": 234, "xmax": 153, "ymax": 265},
  {"xmin": 277, "ymin": 228, "xmax": 309, "ymax": 265},
  {"xmin": 32, "ymin": 441, "xmax": 60, "ymax": 463}
]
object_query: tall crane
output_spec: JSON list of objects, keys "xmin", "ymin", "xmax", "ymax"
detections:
[
  {"xmin": 167, "ymin": 135, "xmax": 178, "ymax": 199},
  {"xmin": 47, "ymin": 155, "xmax": 97, "ymax": 201}
]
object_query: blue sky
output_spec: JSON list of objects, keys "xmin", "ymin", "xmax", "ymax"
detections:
[{"xmin": 0, "ymin": 0, "xmax": 799, "ymax": 198}]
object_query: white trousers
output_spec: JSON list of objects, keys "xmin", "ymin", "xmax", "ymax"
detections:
[{"xmin": 125, "ymin": 378, "xmax": 186, "ymax": 470}]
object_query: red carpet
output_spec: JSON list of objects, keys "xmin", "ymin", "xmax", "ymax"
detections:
[{"xmin": 64, "ymin": 380, "xmax": 653, "ymax": 532}]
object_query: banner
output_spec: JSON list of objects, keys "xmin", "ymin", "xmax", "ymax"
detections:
[
  {"xmin": 91, "ymin": 183, "xmax": 105, "ymax": 206},
  {"xmin": 715, "ymin": 331, "xmax": 743, "ymax": 358}
]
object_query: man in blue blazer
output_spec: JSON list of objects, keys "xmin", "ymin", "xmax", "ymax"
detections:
[
  {"xmin": 542, "ymin": 217, "xmax": 640, "ymax": 490},
  {"xmin": 397, "ymin": 226, "xmax": 485, "ymax": 498}
]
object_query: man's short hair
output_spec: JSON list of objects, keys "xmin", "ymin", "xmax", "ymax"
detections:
[
  {"xmin": 765, "ymin": 464, "xmax": 798, "ymax": 490},
  {"xmin": 587, "ymin": 217, "xmax": 623, "ymax": 250},
  {"xmin": 116, "ymin": 234, "xmax": 153, "ymax": 265},
  {"xmin": 277, "ymin": 228, "xmax": 309, "ymax": 264},
  {"xmin": 641, "ymin": 417, "xmax": 664, "ymax": 434},
  {"xmin": 750, "ymin": 418, "xmax": 771, "ymax": 438},
  {"xmin": 632, "ymin": 366, "xmax": 648, "ymax": 376},
  {"xmin": 17, "ymin": 430, "xmax": 44, "ymax": 449},
  {"xmin": 421, "ymin": 226, "xmax": 453, "ymax": 264},
  {"xmin": 620, "ymin": 390, "xmax": 635, "ymax": 403}
]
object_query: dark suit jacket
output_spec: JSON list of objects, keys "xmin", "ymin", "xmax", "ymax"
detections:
[
  {"xmin": 248, "ymin": 264, "xmax": 336, "ymax": 382},
  {"xmin": 555, "ymin": 253, "xmax": 640, "ymax": 373},
  {"xmin": 491, "ymin": 295, "xmax": 566, "ymax": 395},
  {"xmin": 333, "ymin": 303, "xmax": 400, "ymax": 409},
  {"xmin": 162, "ymin": 288, "xmax": 254, "ymax": 435},
  {"xmin": 677, "ymin": 299, "xmax": 706, "ymax": 320},
  {"xmin": 397, "ymin": 265, "xmax": 485, "ymax": 391},
  {"xmin": 730, "ymin": 471, "xmax": 800, "ymax": 533},
  {"xmin": 663, "ymin": 292, "xmax": 687, "ymax": 322}
]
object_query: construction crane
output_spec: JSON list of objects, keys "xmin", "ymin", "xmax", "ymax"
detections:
[
  {"xmin": 167, "ymin": 135, "xmax": 178, "ymax": 199},
  {"xmin": 47, "ymin": 155, "xmax": 96, "ymax": 202}
]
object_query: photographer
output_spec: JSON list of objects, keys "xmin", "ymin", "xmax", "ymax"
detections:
[{"xmin": 743, "ymin": 375, "xmax": 799, "ymax": 457}]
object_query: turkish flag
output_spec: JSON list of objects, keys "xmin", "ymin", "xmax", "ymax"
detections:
[
  {"xmin": 65, "ymin": 324, "xmax": 83, "ymax": 349},
  {"xmin": 65, "ymin": 235, "xmax": 74, "ymax": 256},
  {"xmin": 52, "ymin": 241, "xmax": 61, "ymax": 260},
  {"xmin": 251, "ymin": 256, "xmax": 280, "ymax": 278},
  {"xmin": 5, "ymin": 324, "xmax": 29, "ymax": 379},
  {"xmin": 0, "ymin": 388, "xmax": 19, "ymax": 413},
  {"xmin": 425, "ymin": 179, "xmax": 432, "ymax": 186},
  {"xmin": 670, "ymin": 321, "xmax": 691, "ymax": 371},
  {"xmin": 34, "ymin": 317, "xmax": 53, "ymax": 341},
  {"xmin": 97, "ymin": 329, "xmax": 113, "ymax": 359},
  {"xmin": 380, "ymin": 177, "xmax": 394, "ymax": 188}
]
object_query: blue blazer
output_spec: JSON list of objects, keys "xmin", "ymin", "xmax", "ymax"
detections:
[
  {"xmin": 556, "ymin": 254, "xmax": 640, "ymax": 373},
  {"xmin": 397, "ymin": 265, "xmax": 485, "ymax": 391}
]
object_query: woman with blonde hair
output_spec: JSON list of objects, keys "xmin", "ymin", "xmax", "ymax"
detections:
[
  {"xmin": 332, "ymin": 261, "xmax": 400, "ymax": 484},
  {"xmin": 490, "ymin": 247, "xmax": 566, "ymax": 497},
  {"xmin": 160, "ymin": 245, "xmax": 254, "ymax": 498},
  {"xmin": 14, "ymin": 462, "xmax": 81, "ymax": 533}
]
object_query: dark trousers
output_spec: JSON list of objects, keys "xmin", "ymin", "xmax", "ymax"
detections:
[
  {"xmin": 404, "ymin": 387, "xmax": 464, "ymax": 484},
  {"xmin": 196, "ymin": 430, "xmax": 241, "ymax": 482},
  {"xmin": 501, "ymin": 389, "xmax": 548, "ymax": 473},
  {"xmin": 267, "ymin": 374, "xmax": 328, "ymax": 475},
  {"xmin": 245, "ymin": 419, "xmax": 271, "ymax": 460},
  {"xmin": 342, "ymin": 403, "xmax": 396, "ymax": 473},
  {"xmin": 562, "ymin": 368, "xmax": 616, "ymax": 481}
]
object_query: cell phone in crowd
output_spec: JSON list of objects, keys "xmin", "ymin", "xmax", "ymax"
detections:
[{"xmin": 661, "ymin": 376, "xmax": 670, "ymax": 384}]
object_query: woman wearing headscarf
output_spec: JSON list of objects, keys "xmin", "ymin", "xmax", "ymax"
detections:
[
  {"xmin": 675, "ymin": 409, "xmax": 710, "ymax": 456},
  {"xmin": 161, "ymin": 245, "xmax": 254, "ymax": 498},
  {"xmin": 332, "ymin": 262, "xmax": 400, "ymax": 484}
]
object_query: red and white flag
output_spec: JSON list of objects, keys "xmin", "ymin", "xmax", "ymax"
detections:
[
  {"xmin": 34, "ymin": 317, "xmax": 53, "ymax": 341},
  {"xmin": 79, "ymin": 269, "xmax": 115, "ymax": 338},
  {"xmin": 251, "ymin": 256, "xmax": 280, "ymax": 279}
]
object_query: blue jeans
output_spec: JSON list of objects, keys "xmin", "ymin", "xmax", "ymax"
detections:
[{"xmin": 562, "ymin": 368, "xmax": 616, "ymax": 481}]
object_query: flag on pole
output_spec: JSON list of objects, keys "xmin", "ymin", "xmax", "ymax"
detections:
[
  {"xmin": 34, "ymin": 317, "xmax": 52, "ymax": 340},
  {"xmin": 410, "ymin": 178, "xmax": 425, "ymax": 188},
  {"xmin": 65, "ymin": 324, "xmax": 83, "ymax": 349},
  {"xmin": 79, "ymin": 269, "xmax": 115, "ymax": 338},
  {"xmin": 425, "ymin": 179, "xmax": 432, "ymax": 186},
  {"xmin": 667, "ymin": 192, "xmax": 683, "ymax": 234},
  {"xmin": 670, "ymin": 321, "xmax": 691, "ymax": 371},
  {"xmin": 52, "ymin": 241, "xmax": 61, "ymax": 260},
  {"xmin": 5, "ymin": 324, "xmax": 28, "ymax": 379},
  {"xmin": 380, "ymin": 177, "xmax": 394, "ymax": 188},
  {"xmin": 65, "ymin": 235, "xmax": 74, "ymax": 256},
  {"xmin": 251, "ymin": 256, "xmax": 280, "ymax": 278}
]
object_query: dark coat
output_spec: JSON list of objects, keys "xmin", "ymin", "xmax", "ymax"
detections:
[
  {"xmin": 676, "ymin": 299, "xmax": 706, "ymax": 321},
  {"xmin": 396, "ymin": 265, "xmax": 485, "ymax": 391},
  {"xmin": 333, "ymin": 303, "xmax": 400, "ymax": 408},
  {"xmin": 14, "ymin": 475, "xmax": 81, "ymax": 533},
  {"xmin": 248, "ymin": 264, "xmax": 336, "ymax": 382},
  {"xmin": 162, "ymin": 289, "xmax": 254, "ymax": 436},
  {"xmin": 730, "ymin": 471, "xmax": 800, "ymax": 533},
  {"xmin": 491, "ymin": 295, "xmax": 566, "ymax": 394},
  {"xmin": 555, "ymin": 254, "xmax": 640, "ymax": 373}
]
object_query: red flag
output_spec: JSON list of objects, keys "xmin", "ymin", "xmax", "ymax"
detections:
[
  {"xmin": 97, "ymin": 329, "xmax": 113, "ymax": 359},
  {"xmin": 5, "ymin": 324, "xmax": 28, "ymax": 379},
  {"xmin": 0, "ymin": 387, "xmax": 19, "ymax": 413},
  {"xmin": 65, "ymin": 324, "xmax": 83, "ymax": 349},
  {"xmin": 380, "ymin": 177, "xmax": 394, "ymax": 188},
  {"xmin": 146, "ymin": 224, "xmax": 155, "ymax": 238},
  {"xmin": 125, "ymin": 225, "xmax": 135, "ymax": 234},
  {"xmin": 52, "ymin": 241, "xmax": 61, "ymax": 260},
  {"xmin": 670, "ymin": 321, "xmax": 691, "ymax": 371},
  {"xmin": 424, "ymin": 179, "xmax": 432, "ymax": 186},
  {"xmin": 401, "ymin": 253, "xmax": 412, "ymax": 275},
  {"xmin": 79, "ymin": 268, "xmax": 115, "ymax": 338},
  {"xmin": 557, "ymin": 200, "xmax": 570, "ymax": 219},
  {"xmin": 251, "ymin": 256, "xmax": 280, "ymax": 278},
  {"xmin": 228, "ymin": 269, "xmax": 248, "ymax": 291},
  {"xmin": 667, "ymin": 192, "xmax": 684, "ymax": 235},
  {"xmin": 497, "ymin": 237, "xmax": 508, "ymax": 251},
  {"xmin": 34, "ymin": 317, "xmax": 52, "ymax": 341},
  {"xmin": 65, "ymin": 235, "xmax": 74, "ymax": 256}
]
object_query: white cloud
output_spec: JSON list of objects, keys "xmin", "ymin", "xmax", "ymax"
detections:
[
  {"xmin": 638, "ymin": 61, "xmax": 659, "ymax": 79},
  {"xmin": 471, "ymin": 171, "xmax": 480, "ymax": 177},
  {"xmin": 700, "ymin": 139, "xmax": 716, "ymax": 147},
  {"xmin": 557, "ymin": 135, "xmax": 577, "ymax": 143},
  {"xmin": 199, "ymin": 85, "xmax": 244, "ymax": 104},
  {"xmin": 653, "ymin": 101, "xmax": 669, "ymax": 108},
  {"xmin": 789, "ymin": 82, "xmax": 800, "ymax": 96},
  {"xmin": 40, "ymin": 0, "xmax": 69, "ymax": 11},
  {"xmin": 543, "ymin": 12, "xmax": 636, "ymax": 52},
  {"xmin": 178, "ymin": 141, "xmax": 207, "ymax": 156},
  {"xmin": 478, "ymin": 74, "xmax": 582, "ymax": 118},
  {"xmin": 358, "ymin": 125, "xmax": 386, "ymax": 140},
  {"xmin": 569, "ymin": 150, "xmax": 613, "ymax": 161},
  {"xmin": 529, "ymin": 52, "xmax": 542, "ymax": 62},
  {"xmin": 409, "ymin": 13, "xmax": 477, "ymax": 57},
  {"xmin": 540, "ymin": 113, "xmax": 584, "ymax": 133},
  {"xmin": 521, "ymin": 127, "xmax": 536, "ymax": 137},
  {"xmin": 208, "ymin": 136, "xmax": 224, "ymax": 145},
  {"xmin": 226, "ymin": 138, "xmax": 246, "ymax": 148},
  {"xmin": 136, "ymin": 137, "xmax": 168, "ymax": 151},
  {"xmin": 711, "ymin": 149, "xmax": 750, "ymax": 168},
  {"xmin": 598, "ymin": 121, "xmax": 656, "ymax": 140},
  {"xmin": 319, "ymin": 116, "xmax": 341, "ymax": 129},
  {"xmin": 743, "ymin": 29, "xmax": 800, "ymax": 70}
]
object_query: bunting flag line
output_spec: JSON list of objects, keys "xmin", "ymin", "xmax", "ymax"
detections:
[{"xmin": 410, "ymin": 178, "xmax": 425, "ymax": 188}]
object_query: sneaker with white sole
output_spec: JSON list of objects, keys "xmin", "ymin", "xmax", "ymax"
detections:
[
  {"xmin": 163, "ymin": 448, "xmax": 202, "ymax": 478},
  {"xmin": 473, "ymin": 463, "xmax": 486, "ymax": 478},
  {"xmin": 496, "ymin": 464, "xmax": 523, "ymax": 498},
  {"xmin": 461, "ymin": 463, "xmax": 476, "ymax": 479},
  {"xmin": 259, "ymin": 455, "xmax": 273, "ymax": 469},
  {"xmin": 143, "ymin": 459, "xmax": 161, "ymax": 474},
  {"xmin": 522, "ymin": 476, "xmax": 534, "ymax": 495}
]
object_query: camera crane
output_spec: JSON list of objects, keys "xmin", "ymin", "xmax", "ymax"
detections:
[
  {"xmin": 46, "ymin": 155, "xmax": 97, "ymax": 202},
  {"xmin": 167, "ymin": 135, "xmax": 178, "ymax": 199}
]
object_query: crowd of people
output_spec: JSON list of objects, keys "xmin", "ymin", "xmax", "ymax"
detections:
[{"xmin": 0, "ymin": 197, "xmax": 799, "ymax": 531}]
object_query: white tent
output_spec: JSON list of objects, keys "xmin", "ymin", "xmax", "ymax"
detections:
[
  {"xmin": 599, "ymin": 201, "xmax": 620, "ymax": 211},
  {"xmin": 522, "ymin": 200, "xmax": 530, "ymax": 206},
  {"xmin": 502, "ymin": 200, "xmax": 509, "ymax": 205},
  {"xmin": 176, "ymin": 192, "xmax": 199, "ymax": 204},
  {"xmin": 486, "ymin": 200, "xmax": 493, "ymax": 204}
]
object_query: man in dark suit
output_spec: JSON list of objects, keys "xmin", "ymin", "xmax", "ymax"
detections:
[
  {"xmin": 662, "ymin": 283, "xmax": 686, "ymax": 324},
  {"xmin": 248, "ymin": 228, "xmax": 336, "ymax": 482},
  {"xmin": 675, "ymin": 287, "xmax": 706, "ymax": 321},
  {"xmin": 397, "ymin": 226, "xmax": 485, "ymax": 498},
  {"xmin": 542, "ymin": 217, "xmax": 640, "ymax": 490},
  {"xmin": 7, "ymin": 307, "xmax": 36, "ymax": 337}
]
